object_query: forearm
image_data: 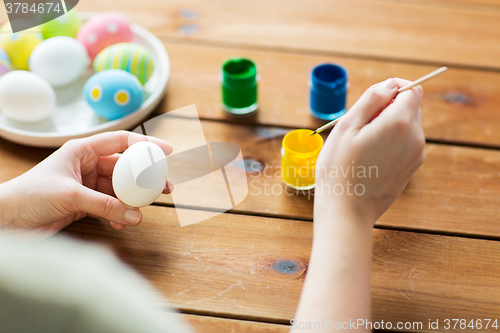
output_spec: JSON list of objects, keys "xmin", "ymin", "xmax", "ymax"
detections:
[{"xmin": 292, "ymin": 199, "xmax": 374, "ymax": 332}]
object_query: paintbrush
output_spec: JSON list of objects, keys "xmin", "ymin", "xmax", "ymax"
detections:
[{"xmin": 309, "ymin": 66, "xmax": 448, "ymax": 136}]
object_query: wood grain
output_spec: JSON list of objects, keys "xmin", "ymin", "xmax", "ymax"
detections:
[
  {"xmin": 367, "ymin": 0, "xmax": 500, "ymax": 12},
  {"xmin": 0, "ymin": 2, "xmax": 495, "ymax": 332},
  {"xmin": 2, "ymin": 17, "xmax": 499, "ymax": 146},
  {"xmin": 179, "ymin": 314, "xmax": 289, "ymax": 333},
  {"xmin": 2, "ymin": 41, "xmax": 500, "ymax": 147},
  {"xmin": 3, "ymin": 117, "xmax": 500, "ymax": 238},
  {"xmin": 62, "ymin": 206, "xmax": 500, "ymax": 332},
  {"xmin": 146, "ymin": 117, "xmax": 500, "ymax": 239},
  {"xmin": 160, "ymin": 42, "xmax": 500, "ymax": 147},
  {"xmin": 178, "ymin": 314, "xmax": 397, "ymax": 333},
  {"xmin": 1, "ymin": 0, "xmax": 497, "ymax": 69},
  {"xmin": 72, "ymin": 0, "xmax": 500, "ymax": 69}
]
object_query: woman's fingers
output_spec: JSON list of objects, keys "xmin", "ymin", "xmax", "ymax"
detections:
[
  {"xmin": 97, "ymin": 154, "xmax": 120, "ymax": 177},
  {"xmin": 95, "ymin": 176, "xmax": 115, "ymax": 196},
  {"xmin": 340, "ymin": 78, "xmax": 399, "ymax": 130},
  {"xmin": 126, "ymin": 132, "xmax": 174, "ymax": 157},
  {"xmin": 95, "ymin": 177, "xmax": 149, "ymax": 231},
  {"xmin": 109, "ymin": 222, "xmax": 126, "ymax": 231},
  {"xmin": 73, "ymin": 130, "xmax": 174, "ymax": 158},
  {"xmin": 377, "ymin": 78, "xmax": 423, "ymax": 123},
  {"xmin": 74, "ymin": 186, "xmax": 142, "ymax": 226},
  {"xmin": 162, "ymin": 180, "xmax": 175, "ymax": 194},
  {"xmin": 357, "ymin": 78, "xmax": 423, "ymax": 141}
]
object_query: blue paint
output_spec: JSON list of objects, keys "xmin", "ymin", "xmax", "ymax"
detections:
[{"xmin": 309, "ymin": 63, "xmax": 348, "ymax": 121}]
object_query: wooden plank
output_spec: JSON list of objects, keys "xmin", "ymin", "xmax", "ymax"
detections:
[
  {"xmin": 1, "ymin": 41, "xmax": 500, "ymax": 147},
  {"xmin": 72, "ymin": 0, "xmax": 500, "ymax": 69},
  {"xmin": 150, "ymin": 117, "xmax": 500, "ymax": 239},
  {"xmin": 178, "ymin": 314, "xmax": 397, "ymax": 333},
  {"xmin": 178, "ymin": 314, "xmax": 288, "ymax": 333},
  {"xmin": 160, "ymin": 42, "xmax": 500, "ymax": 147},
  {"xmin": 368, "ymin": 0, "xmax": 500, "ymax": 12},
  {"xmin": 444, "ymin": 0, "xmax": 500, "ymax": 5},
  {"xmin": 1, "ymin": 1, "xmax": 497, "ymax": 69},
  {"xmin": 2, "ymin": 117, "xmax": 500, "ymax": 238},
  {"xmin": 62, "ymin": 206, "xmax": 500, "ymax": 332},
  {"xmin": 2, "ymin": 19, "xmax": 499, "ymax": 147}
]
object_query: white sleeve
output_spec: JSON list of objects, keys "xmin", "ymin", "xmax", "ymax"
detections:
[{"xmin": 0, "ymin": 232, "xmax": 194, "ymax": 333}]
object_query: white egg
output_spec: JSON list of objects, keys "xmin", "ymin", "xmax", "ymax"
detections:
[
  {"xmin": 29, "ymin": 36, "xmax": 88, "ymax": 87},
  {"xmin": 0, "ymin": 71, "xmax": 55, "ymax": 122},
  {"xmin": 112, "ymin": 141, "xmax": 168, "ymax": 208}
]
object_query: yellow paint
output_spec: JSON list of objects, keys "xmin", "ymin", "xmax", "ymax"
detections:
[
  {"xmin": 116, "ymin": 91, "xmax": 128, "ymax": 104},
  {"xmin": 91, "ymin": 88, "xmax": 100, "ymax": 99},
  {"xmin": 113, "ymin": 43, "xmax": 124, "ymax": 68},
  {"xmin": 281, "ymin": 129, "xmax": 324, "ymax": 190},
  {"xmin": 130, "ymin": 47, "xmax": 140, "ymax": 77}
]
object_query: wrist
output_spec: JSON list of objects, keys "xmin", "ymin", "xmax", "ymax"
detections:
[
  {"xmin": 313, "ymin": 194, "xmax": 374, "ymax": 244},
  {"xmin": 314, "ymin": 191, "xmax": 376, "ymax": 222},
  {"xmin": 0, "ymin": 180, "xmax": 19, "ymax": 228}
]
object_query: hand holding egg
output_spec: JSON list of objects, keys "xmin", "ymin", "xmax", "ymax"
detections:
[{"xmin": 0, "ymin": 131, "xmax": 174, "ymax": 236}]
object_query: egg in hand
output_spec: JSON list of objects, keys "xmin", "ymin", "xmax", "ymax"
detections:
[{"xmin": 112, "ymin": 141, "xmax": 168, "ymax": 207}]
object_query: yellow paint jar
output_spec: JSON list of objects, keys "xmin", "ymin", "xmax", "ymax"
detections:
[{"xmin": 281, "ymin": 129, "xmax": 324, "ymax": 190}]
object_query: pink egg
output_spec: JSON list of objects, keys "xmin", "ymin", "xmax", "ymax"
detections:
[{"xmin": 77, "ymin": 13, "xmax": 132, "ymax": 59}]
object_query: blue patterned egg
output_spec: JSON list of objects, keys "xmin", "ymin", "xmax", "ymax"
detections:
[
  {"xmin": 83, "ymin": 69, "xmax": 144, "ymax": 120},
  {"xmin": 0, "ymin": 47, "xmax": 11, "ymax": 76}
]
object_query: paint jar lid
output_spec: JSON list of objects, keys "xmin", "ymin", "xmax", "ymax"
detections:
[{"xmin": 221, "ymin": 58, "xmax": 258, "ymax": 88}]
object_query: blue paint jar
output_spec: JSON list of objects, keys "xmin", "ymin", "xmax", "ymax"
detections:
[{"xmin": 309, "ymin": 63, "xmax": 348, "ymax": 121}]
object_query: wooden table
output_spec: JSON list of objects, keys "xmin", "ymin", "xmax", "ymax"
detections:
[{"xmin": 1, "ymin": 1, "xmax": 500, "ymax": 332}]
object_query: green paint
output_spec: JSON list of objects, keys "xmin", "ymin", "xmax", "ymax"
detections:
[{"xmin": 221, "ymin": 58, "xmax": 258, "ymax": 117}]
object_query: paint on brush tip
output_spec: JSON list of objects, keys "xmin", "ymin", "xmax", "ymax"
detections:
[{"xmin": 281, "ymin": 129, "xmax": 324, "ymax": 191}]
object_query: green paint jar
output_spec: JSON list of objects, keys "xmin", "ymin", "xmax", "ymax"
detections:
[{"xmin": 220, "ymin": 58, "xmax": 258, "ymax": 117}]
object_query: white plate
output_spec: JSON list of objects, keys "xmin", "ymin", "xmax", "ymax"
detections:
[{"xmin": 0, "ymin": 13, "xmax": 170, "ymax": 148}]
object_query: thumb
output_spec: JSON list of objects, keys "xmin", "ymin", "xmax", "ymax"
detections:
[
  {"xmin": 342, "ymin": 78, "xmax": 398, "ymax": 129},
  {"xmin": 75, "ymin": 187, "xmax": 142, "ymax": 226}
]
